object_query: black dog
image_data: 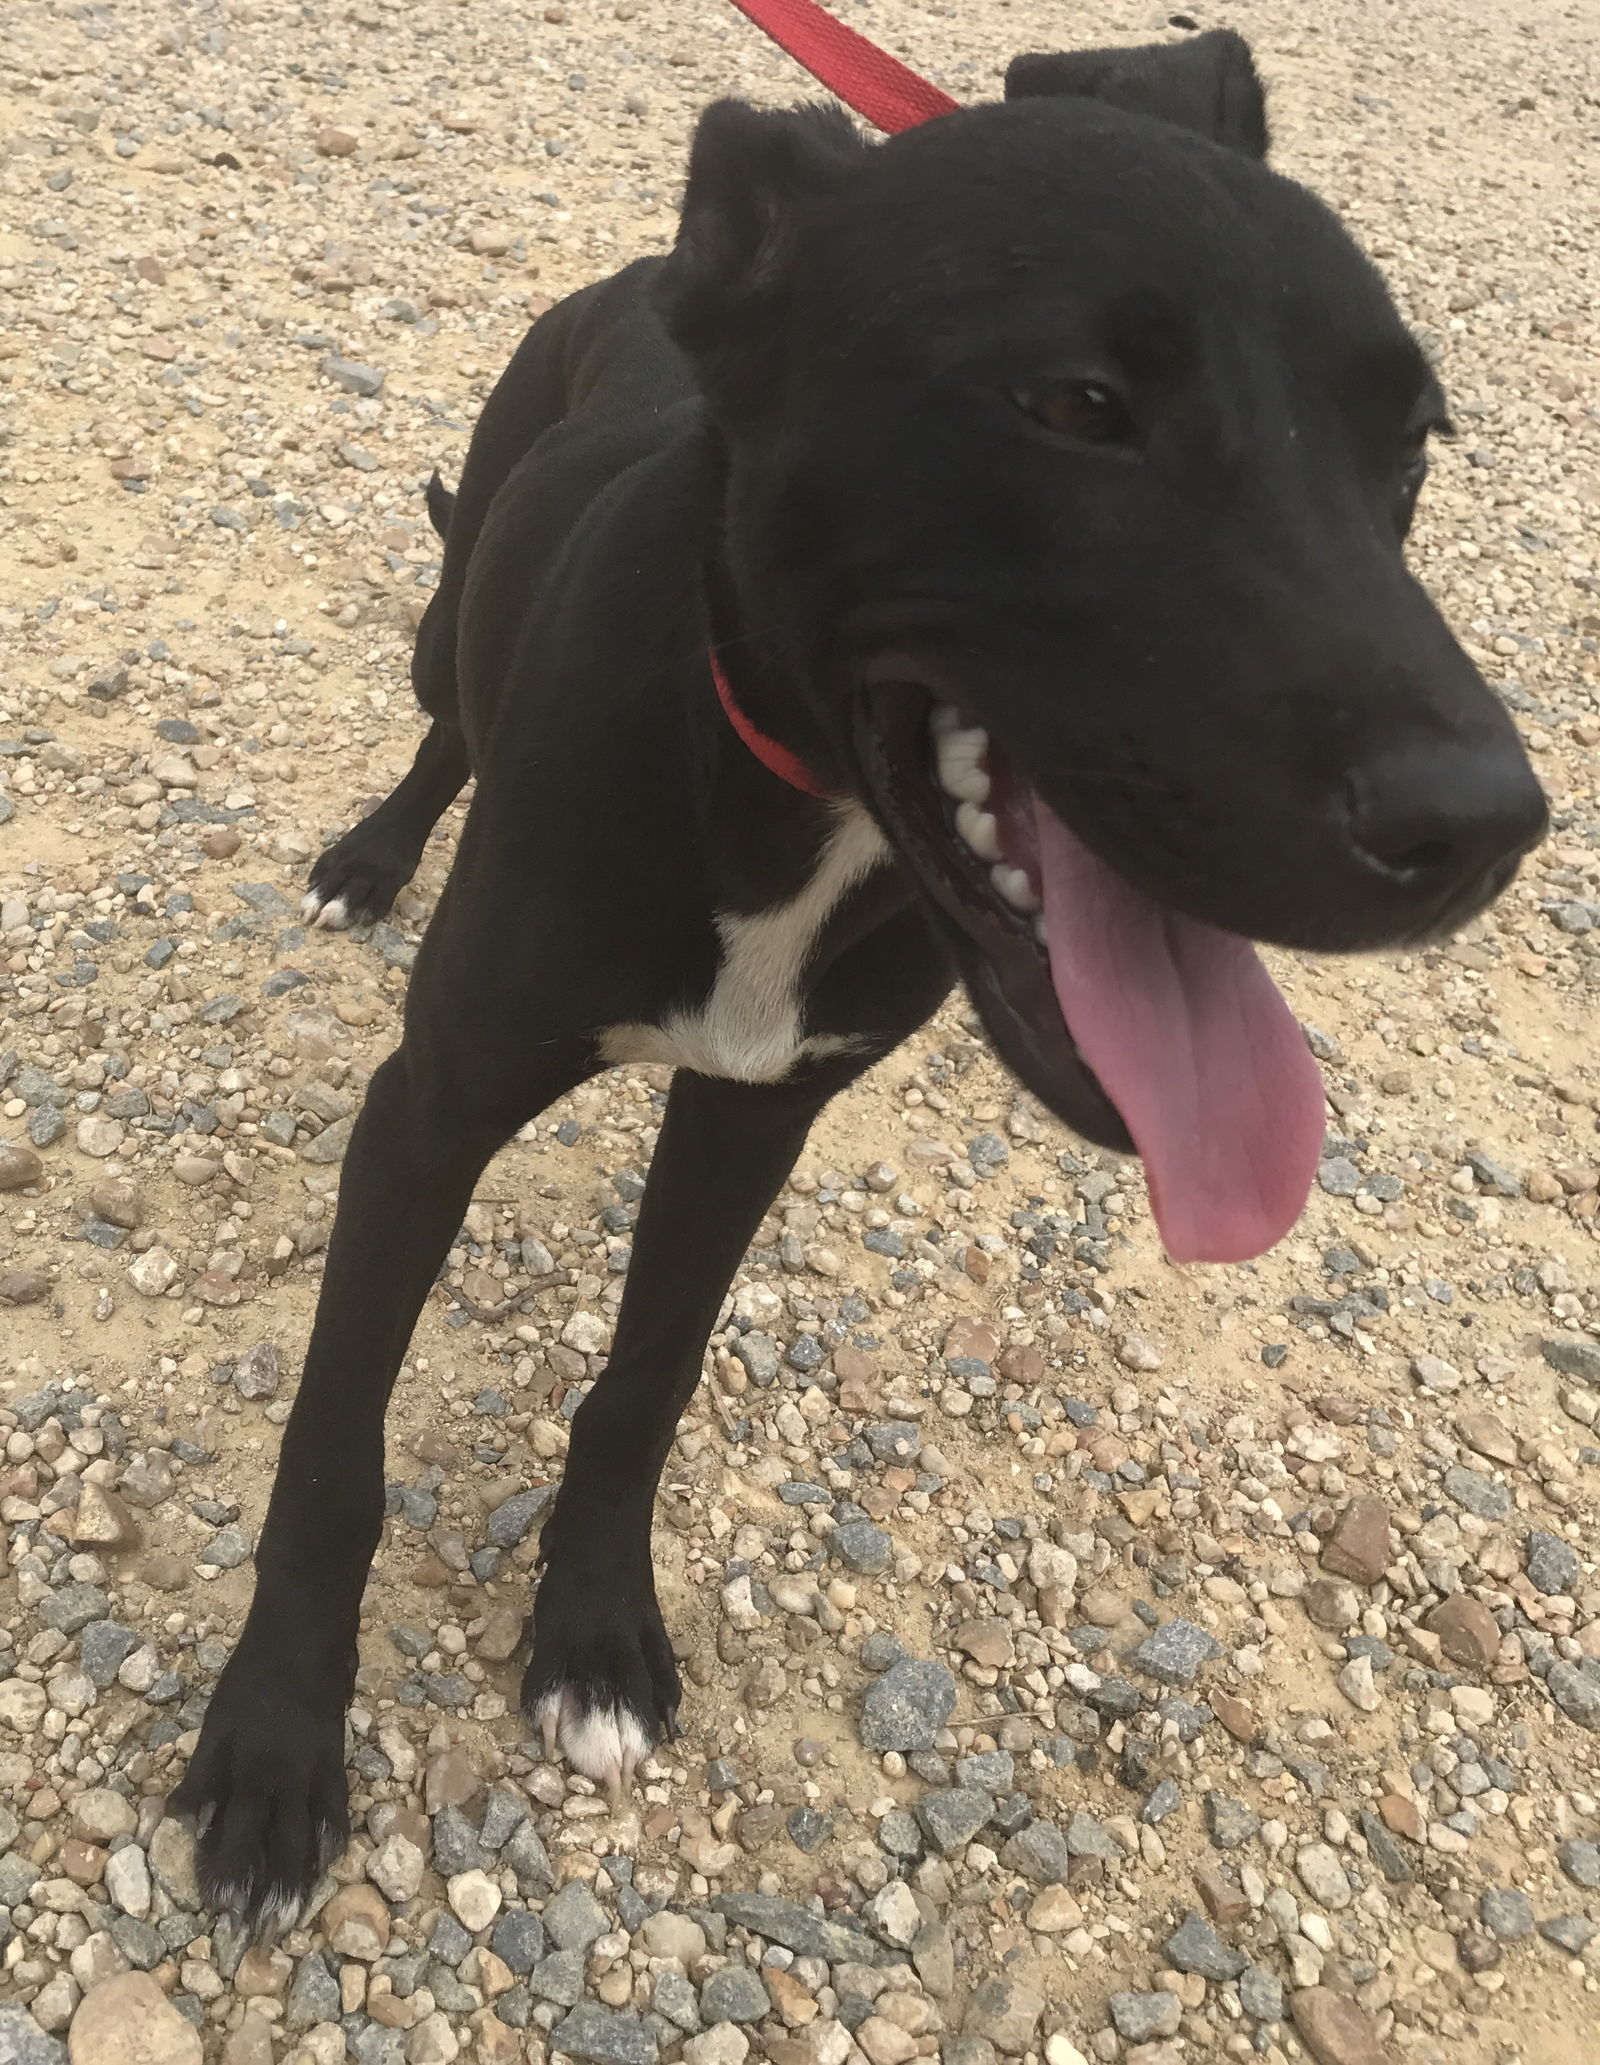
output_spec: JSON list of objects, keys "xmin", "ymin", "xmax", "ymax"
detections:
[{"xmin": 173, "ymin": 30, "xmax": 1546, "ymax": 1929}]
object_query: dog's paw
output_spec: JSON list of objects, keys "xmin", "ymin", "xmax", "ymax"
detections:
[
  {"xmin": 168, "ymin": 1649, "xmax": 351, "ymax": 1940},
  {"xmin": 303, "ymin": 827, "xmax": 412, "ymax": 931},
  {"xmin": 531, "ymin": 1685, "xmax": 660, "ymax": 1799},
  {"xmin": 523, "ymin": 1562, "xmax": 681, "ymax": 1801}
]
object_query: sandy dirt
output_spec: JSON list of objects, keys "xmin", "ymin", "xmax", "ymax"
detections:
[{"xmin": 1, "ymin": 3, "xmax": 1599, "ymax": 2064}]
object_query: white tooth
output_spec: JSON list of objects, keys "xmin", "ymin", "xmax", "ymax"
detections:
[
  {"xmin": 942, "ymin": 766, "xmax": 990, "ymax": 804},
  {"xmin": 992, "ymin": 863, "xmax": 1039, "ymax": 912},
  {"xmin": 935, "ymin": 725, "xmax": 990, "ymax": 805},
  {"xmin": 955, "ymin": 802, "xmax": 1002, "ymax": 861},
  {"xmin": 929, "ymin": 702, "xmax": 964, "ymax": 736},
  {"xmin": 935, "ymin": 733, "xmax": 980, "ymax": 778},
  {"xmin": 1032, "ymin": 914, "xmax": 1048, "ymax": 945}
]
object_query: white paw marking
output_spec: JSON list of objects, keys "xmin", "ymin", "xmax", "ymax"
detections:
[
  {"xmin": 214, "ymin": 1878, "xmax": 306, "ymax": 1939},
  {"xmin": 301, "ymin": 889, "xmax": 349, "ymax": 931},
  {"xmin": 534, "ymin": 1688, "xmax": 654, "ymax": 1801}
]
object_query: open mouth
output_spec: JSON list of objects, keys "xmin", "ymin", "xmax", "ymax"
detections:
[{"xmin": 855, "ymin": 674, "xmax": 1329, "ymax": 1265}]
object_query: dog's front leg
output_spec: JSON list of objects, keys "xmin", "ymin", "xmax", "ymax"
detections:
[
  {"xmin": 171, "ymin": 1018, "xmax": 590, "ymax": 1935},
  {"xmin": 525, "ymin": 1058, "xmax": 878, "ymax": 1794}
]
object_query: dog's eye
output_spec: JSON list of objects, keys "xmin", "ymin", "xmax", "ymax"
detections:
[{"xmin": 1024, "ymin": 382, "xmax": 1135, "ymax": 447}]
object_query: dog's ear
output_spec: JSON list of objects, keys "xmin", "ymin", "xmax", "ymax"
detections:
[
  {"xmin": 655, "ymin": 99, "xmax": 871, "ymax": 413},
  {"xmin": 1005, "ymin": 28, "xmax": 1269, "ymax": 159}
]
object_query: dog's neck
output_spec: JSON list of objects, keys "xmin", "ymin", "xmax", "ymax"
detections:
[{"xmin": 701, "ymin": 546, "xmax": 839, "ymax": 797}]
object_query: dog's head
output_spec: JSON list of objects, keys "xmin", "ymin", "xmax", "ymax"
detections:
[{"xmin": 655, "ymin": 32, "xmax": 1547, "ymax": 1265}]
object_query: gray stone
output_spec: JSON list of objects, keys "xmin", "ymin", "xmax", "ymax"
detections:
[
  {"xmin": 1480, "ymin": 1886, "xmax": 1535, "ymax": 1939},
  {"xmin": 1526, "ymin": 1531, "xmax": 1581, "ymax": 1596},
  {"xmin": 1548, "ymin": 1660, "xmax": 1600, "ymax": 1731},
  {"xmin": 1541, "ymin": 1337, "xmax": 1600, "ymax": 1385},
  {"xmin": 652, "ymin": 1971, "xmax": 701, "ymax": 2032},
  {"xmin": 286, "ymin": 1951, "xmax": 341, "ymax": 2031},
  {"xmin": 954, "ymin": 1751, "xmax": 1014, "ymax": 1791},
  {"xmin": 200, "ymin": 1524, "xmax": 251, "ymax": 1569},
  {"xmin": 300, "ymin": 1116, "xmax": 353, "ymax": 1164},
  {"xmin": 912, "ymin": 1919, "xmax": 955, "ymax": 1998},
  {"xmin": 865, "ymin": 1420, "xmax": 921, "ymax": 1461},
  {"xmin": 711, "ymin": 1892, "xmax": 888, "ymax": 1966},
  {"xmin": 961, "ymin": 1978, "xmax": 1043, "ymax": 2054},
  {"xmin": 1357, "ymin": 1808, "xmax": 1416, "ymax": 1883},
  {"xmin": 480, "ymin": 1788, "xmax": 527, "ymax": 1852},
  {"xmin": 699, "ymin": 1967, "xmax": 769, "ymax": 2024},
  {"xmin": 0, "ymin": 1853, "xmax": 40, "ymax": 1906},
  {"xmin": 232, "ymin": 1342, "xmax": 280, "ymax": 1399},
  {"xmin": 1163, "ymin": 1912, "xmax": 1247, "ymax": 1981},
  {"xmin": 552, "ymin": 2004, "xmax": 659, "ymax": 2065},
  {"xmin": 1443, "ymin": 1466, "xmax": 1511, "ymax": 1521},
  {"xmin": 1541, "ymin": 1915, "xmax": 1597, "ymax": 1955},
  {"xmin": 787, "ymin": 1805, "xmax": 829, "ymax": 1853},
  {"xmin": 120, "ymin": 1454, "xmax": 176, "ymax": 1508},
  {"xmin": 999, "ymin": 1818, "xmax": 1071, "ymax": 1883},
  {"xmin": 1205, "ymin": 1793, "xmax": 1260, "ymax": 1849},
  {"xmin": 431, "ymin": 1804, "xmax": 488, "ymax": 1875},
  {"xmin": 109, "ymin": 1915, "xmax": 163, "ymax": 1968},
  {"xmin": 79, "ymin": 1620, "xmax": 140, "ymax": 1689},
  {"xmin": 831, "ymin": 1519, "xmax": 892, "ymax": 1575},
  {"xmin": 322, "ymin": 354, "xmax": 386, "ymax": 396},
  {"xmin": 1558, "ymin": 1838, "xmax": 1600, "ymax": 1890},
  {"xmin": 1465, "ymin": 1151, "xmax": 1521, "ymax": 1196},
  {"xmin": 1131, "ymin": 1618, "xmax": 1223, "ymax": 1686},
  {"xmin": 732, "ymin": 1333, "xmax": 779, "ymax": 1385},
  {"xmin": 529, "ymin": 1949, "xmax": 587, "ymax": 2007},
  {"xmin": 858, "ymin": 1658, "xmax": 957, "ymax": 1753},
  {"xmin": 350, "ymin": 2030, "xmax": 406, "ymax": 2065},
  {"xmin": 878, "ymin": 1808, "xmax": 923, "ymax": 1858},
  {"xmin": 1142, "ymin": 1778, "xmax": 1182, "ymax": 1824},
  {"xmin": 504, "ymin": 1824, "xmax": 554, "ymax": 1894},
  {"xmin": 1109, "ymin": 1992, "xmax": 1182, "ymax": 2043},
  {"xmin": 543, "ymin": 1878, "xmax": 609, "ymax": 1952},
  {"xmin": 430, "ymin": 1913, "xmax": 473, "ymax": 1964},
  {"xmin": 1064, "ymin": 1810, "xmax": 1119, "ymax": 1862},
  {"xmin": 486, "ymin": 1486, "xmax": 555, "ymax": 1548},
  {"xmin": 915, "ymin": 1787, "xmax": 994, "ymax": 1856},
  {"xmin": 860, "ymin": 1632, "xmax": 906, "ymax": 1673},
  {"xmin": 1238, "ymin": 1965, "xmax": 1284, "ymax": 2023},
  {"xmin": 0, "ymin": 2009, "xmax": 66, "ymax": 2065},
  {"xmin": 38, "ymin": 1582, "xmax": 109, "ymax": 1635}
]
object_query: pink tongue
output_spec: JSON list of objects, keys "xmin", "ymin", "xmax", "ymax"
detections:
[{"xmin": 1033, "ymin": 801, "xmax": 1327, "ymax": 1264}]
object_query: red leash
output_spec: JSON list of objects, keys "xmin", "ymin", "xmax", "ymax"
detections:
[
  {"xmin": 711, "ymin": 0, "xmax": 956, "ymax": 793},
  {"xmin": 725, "ymin": 0, "xmax": 959, "ymax": 134}
]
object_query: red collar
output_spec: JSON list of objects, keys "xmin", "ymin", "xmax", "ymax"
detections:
[{"xmin": 709, "ymin": 648, "xmax": 832, "ymax": 799}]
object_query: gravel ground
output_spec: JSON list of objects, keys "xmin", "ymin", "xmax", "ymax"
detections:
[{"xmin": 2, "ymin": 1, "xmax": 1600, "ymax": 2063}]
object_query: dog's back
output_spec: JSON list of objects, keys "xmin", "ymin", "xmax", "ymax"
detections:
[{"xmin": 411, "ymin": 261, "xmax": 702, "ymax": 762}]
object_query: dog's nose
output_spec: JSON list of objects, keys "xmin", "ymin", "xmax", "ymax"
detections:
[{"xmin": 1346, "ymin": 740, "xmax": 1548, "ymax": 893}]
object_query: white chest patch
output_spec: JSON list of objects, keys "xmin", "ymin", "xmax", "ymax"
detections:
[{"xmin": 600, "ymin": 804, "xmax": 889, "ymax": 1083}]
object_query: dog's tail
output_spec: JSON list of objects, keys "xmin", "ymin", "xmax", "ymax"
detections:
[{"xmin": 424, "ymin": 469, "xmax": 455, "ymax": 539}]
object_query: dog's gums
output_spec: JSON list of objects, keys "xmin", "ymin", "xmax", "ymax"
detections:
[{"xmin": 856, "ymin": 683, "xmax": 1327, "ymax": 1263}]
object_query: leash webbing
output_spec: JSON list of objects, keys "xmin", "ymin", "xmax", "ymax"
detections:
[{"xmin": 725, "ymin": 0, "xmax": 959, "ymax": 134}]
